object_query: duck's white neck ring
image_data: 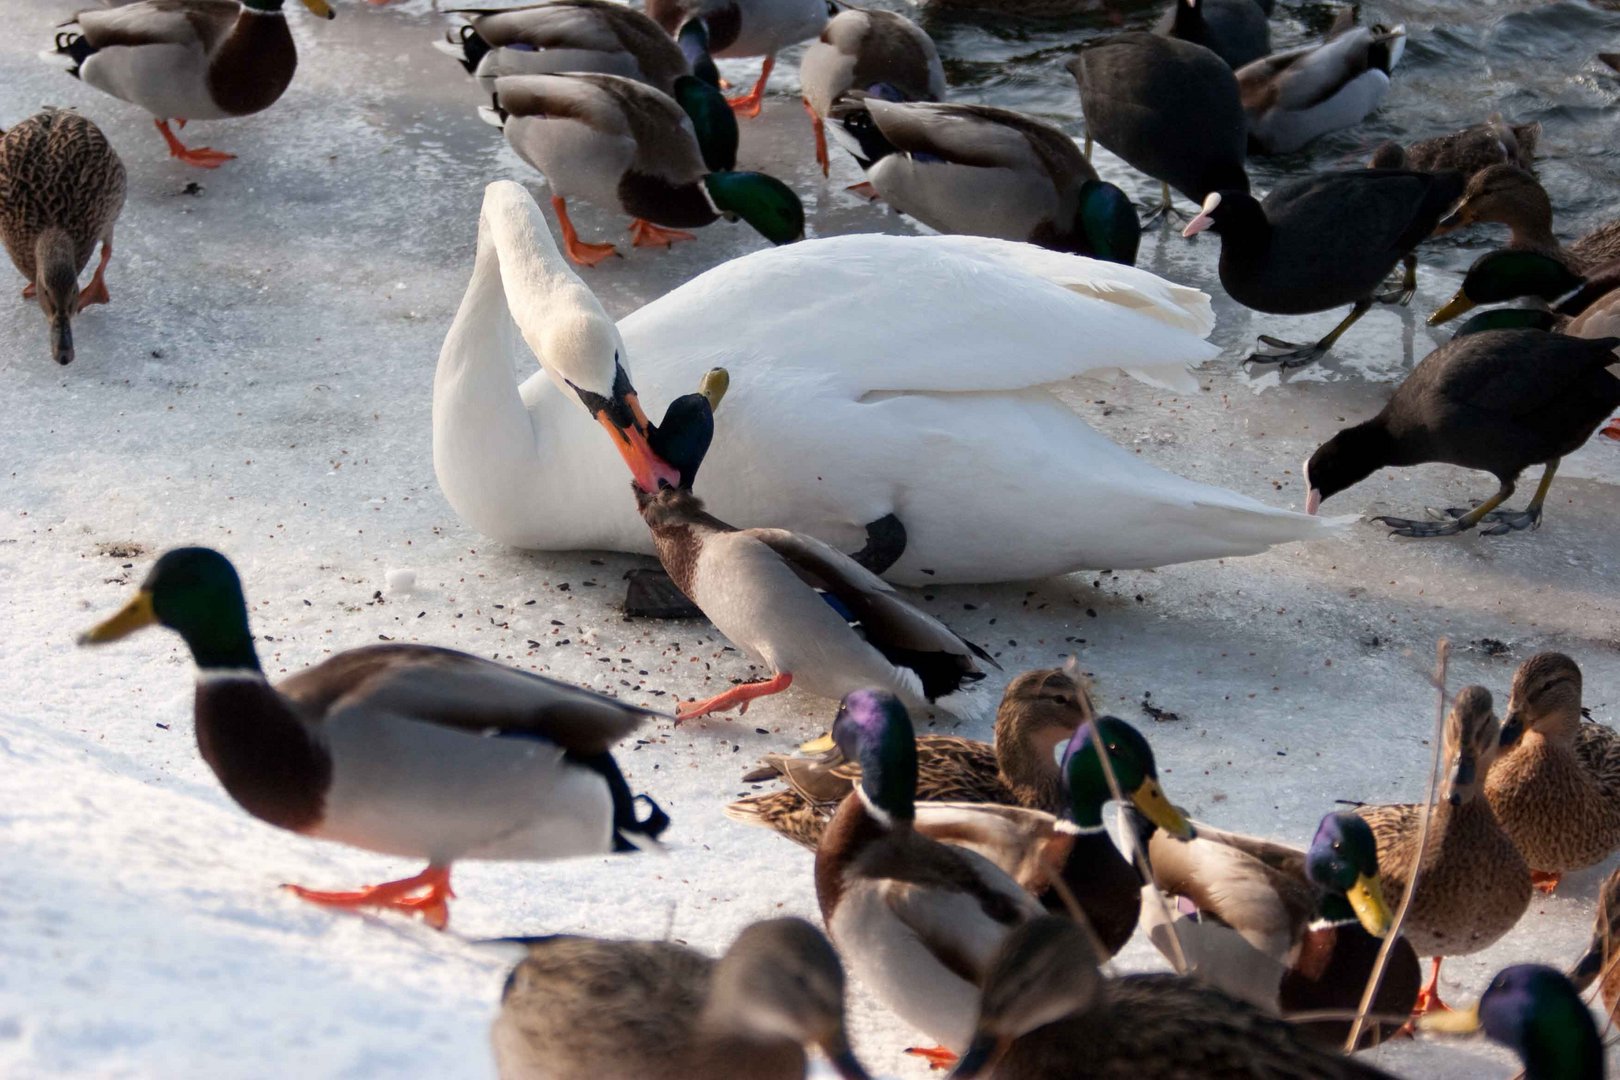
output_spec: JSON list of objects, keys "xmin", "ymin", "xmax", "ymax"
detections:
[{"xmin": 196, "ymin": 667, "xmax": 268, "ymax": 684}]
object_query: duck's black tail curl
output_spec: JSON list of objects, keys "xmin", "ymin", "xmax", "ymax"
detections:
[{"xmin": 55, "ymin": 31, "xmax": 96, "ymax": 78}]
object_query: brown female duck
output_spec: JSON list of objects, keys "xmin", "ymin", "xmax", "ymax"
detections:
[
  {"xmin": 1436, "ymin": 164, "xmax": 1620, "ymax": 272},
  {"xmin": 726, "ymin": 666, "xmax": 1091, "ymax": 849},
  {"xmin": 0, "ymin": 107, "xmax": 125, "ymax": 365},
  {"xmin": 1353, "ymin": 685, "xmax": 1531, "ymax": 1014},
  {"xmin": 1486, "ymin": 652, "xmax": 1620, "ymax": 894}
]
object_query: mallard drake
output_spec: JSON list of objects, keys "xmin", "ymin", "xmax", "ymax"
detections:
[
  {"xmin": 1066, "ymin": 32, "xmax": 1250, "ymax": 221},
  {"xmin": 1134, "ymin": 809, "xmax": 1420, "ymax": 1048},
  {"xmin": 1434, "ymin": 164, "xmax": 1620, "ymax": 273},
  {"xmin": 1486, "ymin": 652, "xmax": 1620, "ymax": 893},
  {"xmin": 1237, "ymin": 24, "xmax": 1405, "ymax": 155},
  {"xmin": 1352, "ymin": 686, "xmax": 1530, "ymax": 1014},
  {"xmin": 1156, "ymin": 0, "xmax": 1272, "ymax": 70},
  {"xmin": 486, "ymin": 72, "xmax": 802, "ymax": 266},
  {"xmin": 0, "ymin": 107, "xmax": 125, "ymax": 366},
  {"xmin": 436, "ymin": 182, "xmax": 1339, "ymax": 584},
  {"xmin": 800, "ymin": 9, "xmax": 942, "ymax": 176},
  {"xmin": 77, "ymin": 547, "xmax": 669, "ymax": 929},
  {"xmin": 646, "ymin": 0, "xmax": 828, "ymax": 118},
  {"xmin": 1183, "ymin": 168, "xmax": 1463, "ymax": 366},
  {"xmin": 1421, "ymin": 965, "xmax": 1605, "ymax": 1080},
  {"xmin": 636, "ymin": 486, "xmax": 996, "ymax": 720},
  {"xmin": 1426, "ymin": 249, "xmax": 1620, "ymax": 329},
  {"xmin": 492, "ymin": 918, "xmax": 870, "ymax": 1080},
  {"xmin": 949, "ymin": 916, "xmax": 1398, "ymax": 1079},
  {"xmin": 1303, "ymin": 328, "xmax": 1620, "ymax": 536},
  {"xmin": 1369, "ymin": 116, "xmax": 1539, "ymax": 180},
  {"xmin": 826, "ymin": 98, "xmax": 1140, "ymax": 265},
  {"xmin": 436, "ymin": 1, "xmax": 697, "ymax": 103},
  {"xmin": 51, "ymin": 0, "xmax": 334, "ymax": 168},
  {"xmin": 725, "ymin": 665, "xmax": 1093, "ymax": 849},
  {"xmin": 814, "ymin": 690, "xmax": 1044, "ymax": 1066},
  {"xmin": 1569, "ymin": 865, "xmax": 1620, "ymax": 1022}
]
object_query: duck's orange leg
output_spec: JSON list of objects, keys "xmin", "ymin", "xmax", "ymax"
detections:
[
  {"xmin": 727, "ymin": 55, "xmax": 774, "ymax": 118},
  {"xmin": 904, "ymin": 1046, "xmax": 959, "ymax": 1071},
  {"xmin": 845, "ymin": 181, "xmax": 880, "ymax": 202},
  {"xmin": 77, "ymin": 241, "xmax": 112, "ymax": 311},
  {"xmin": 284, "ymin": 864, "xmax": 456, "ymax": 930},
  {"xmin": 1602, "ymin": 417, "xmax": 1620, "ymax": 441},
  {"xmin": 21, "ymin": 282, "xmax": 35, "ymax": 300},
  {"xmin": 676, "ymin": 672, "xmax": 793, "ymax": 722},
  {"xmin": 154, "ymin": 119, "xmax": 235, "ymax": 169},
  {"xmin": 1530, "ymin": 869, "xmax": 1563, "ymax": 894},
  {"xmin": 551, "ymin": 196, "xmax": 620, "ymax": 267},
  {"xmin": 805, "ymin": 98, "xmax": 828, "ymax": 176},
  {"xmin": 1411, "ymin": 957, "xmax": 1450, "ymax": 1016},
  {"xmin": 628, "ymin": 219, "xmax": 697, "ymax": 249}
]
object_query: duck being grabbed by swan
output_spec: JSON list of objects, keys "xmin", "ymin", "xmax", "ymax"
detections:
[{"xmin": 433, "ymin": 181, "xmax": 1342, "ymax": 586}]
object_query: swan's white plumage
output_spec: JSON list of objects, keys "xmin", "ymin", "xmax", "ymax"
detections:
[{"xmin": 434, "ymin": 183, "xmax": 1343, "ymax": 584}]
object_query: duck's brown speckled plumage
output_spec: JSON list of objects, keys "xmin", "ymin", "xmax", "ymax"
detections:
[
  {"xmin": 1571, "ymin": 866, "xmax": 1620, "ymax": 1024},
  {"xmin": 1369, "ymin": 117, "xmax": 1538, "ymax": 179},
  {"xmin": 1354, "ymin": 686, "xmax": 1530, "ymax": 959},
  {"xmin": 1486, "ymin": 652, "xmax": 1620, "ymax": 874},
  {"xmin": 0, "ymin": 108, "xmax": 124, "ymax": 290},
  {"xmin": 725, "ymin": 667, "xmax": 1091, "ymax": 849},
  {"xmin": 1441, "ymin": 164, "xmax": 1620, "ymax": 273}
]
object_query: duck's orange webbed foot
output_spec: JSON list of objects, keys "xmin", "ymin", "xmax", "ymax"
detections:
[
  {"xmin": 1602, "ymin": 417, "xmax": 1620, "ymax": 441},
  {"xmin": 628, "ymin": 219, "xmax": 697, "ymax": 249},
  {"xmin": 1410, "ymin": 957, "xmax": 1450, "ymax": 1017},
  {"xmin": 77, "ymin": 242, "xmax": 113, "ymax": 311},
  {"xmin": 845, "ymin": 181, "xmax": 880, "ymax": 202},
  {"xmin": 284, "ymin": 865, "xmax": 455, "ymax": 930},
  {"xmin": 155, "ymin": 119, "xmax": 235, "ymax": 169},
  {"xmin": 1530, "ymin": 869, "xmax": 1562, "ymax": 895},
  {"xmin": 676, "ymin": 672, "xmax": 793, "ymax": 722},
  {"xmin": 21, "ymin": 282, "xmax": 36, "ymax": 300},
  {"xmin": 726, "ymin": 55, "xmax": 774, "ymax": 118},
  {"xmin": 550, "ymin": 196, "xmax": 620, "ymax": 267},
  {"xmin": 805, "ymin": 98, "xmax": 829, "ymax": 176},
  {"xmin": 903, "ymin": 1046, "xmax": 959, "ymax": 1071}
]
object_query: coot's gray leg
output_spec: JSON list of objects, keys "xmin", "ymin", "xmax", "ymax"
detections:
[
  {"xmin": 1439, "ymin": 461, "xmax": 1558, "ymax": 534},
  {"xmin": 1376, "ymin": 480, "xmax": 1516, "ymax": 538},
  {"xmin": 1248, "ymin": 298, "xmax": 1374, "ymax": 369},
  {"xmin": 1375, "ymin": 253, "xmax": 1418, "ymax": 307},
  {"xmin": 1141, "ymin": 181, "xmax": 1189, "ymax": 226}
]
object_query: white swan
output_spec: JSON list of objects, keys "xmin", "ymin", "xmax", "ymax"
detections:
[{"xmin": 434, "ymin": 181, "xmax": 1340, "ymax": 585}]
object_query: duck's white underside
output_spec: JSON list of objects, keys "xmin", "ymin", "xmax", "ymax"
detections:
[
  {"xmin": 433, "ymin": 183, "xmax": 1344, "ymax": 585},
  {"xmin": 1250, "ymin": 70, "xmax": 1391, "ymax": 155},
  {"xmin": 81, "ymin": 41, "xmax": 231, "ymax": 121},
  {"xmin": 869, "ymin": 157, "xmax": 1056, "ymax": 244},
  {"xmin": 474, "ymin": 47, "xmax": 645, "ymax": 102},
  {"xmin": 503, "ymin": 112, "xmax": 637, "ymax": 209},
  {"xmin": 311, "ymin": 710, "xmax": 615, "ymax": 865}
]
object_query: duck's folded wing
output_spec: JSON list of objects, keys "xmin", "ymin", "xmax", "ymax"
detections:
[
  {"xmin": 72, "ymin": 0, "xmax": 232, "ymax": 48},
  {"xmin": 878, "ymin": 845, "xmax": 1044, "ymax": 982},
  {"xmin": 1144, "ymin": 830, "xmax": 1312, "ymax": 958},
  {"xmin": 618, "ymin": 232, "xmax": 1215, "ymax": 396},
  {"xmin": 1575, "ymin": 720, "xmax": 1620, "ymax": 802},
  {"xmin": 1241, "ymin": 31, "xmax": 1372, "ymax": 113},
  {"xmin": 1182, "ymin": 818, "xmax": 1309, "ymax": 878},
  {"xmin": 278, "ymin": 644, "xmax": 656, "ymax": 751},
  {"xmin": 749, "ymin": 528, "xmax": 996, "ymax": 670},
  {"xmin": 913, "ymin": 802, "xmax": 1060, "ymax": 887},
  {"xmin": 866, "ymin": 101, "xmax": 1046, "ymax": 172},
  {"xmin": 453, "ymin": 4, "xmax": 623, "ymax": 51}
]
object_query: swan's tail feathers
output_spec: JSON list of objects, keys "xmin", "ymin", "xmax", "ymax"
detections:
[{"xmin": 1129, "ymin": 494, "xmax": 1354, "ymax": 567}]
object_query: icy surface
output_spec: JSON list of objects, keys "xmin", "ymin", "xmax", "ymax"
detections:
[{"xmin": 4, "ymin": 1, "xmax": 1620, "ymax": 1078}]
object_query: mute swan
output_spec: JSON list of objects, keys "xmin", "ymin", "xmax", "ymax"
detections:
[{"xmin": 433, "ymin": 181, "xmax": 1340, "ymax": 586}]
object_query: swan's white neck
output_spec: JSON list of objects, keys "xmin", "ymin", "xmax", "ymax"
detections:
[{"xmin": 432, "ymin": 183, "xmax": 638, "ymax": 550}]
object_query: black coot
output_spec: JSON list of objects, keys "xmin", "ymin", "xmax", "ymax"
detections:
[
  {"xmin": 1183, "ymin": 168, "xmax": 1464, "ymax": 366},
  {"xmin": 1156, "ymin": 0, "xmax": 1271, "ymax": 70},
  {"xmin": 1067, "ymin": 32, "xmax": 1249, "ymax": 221},
  {"xmin": 1303, "ymin": 328, "xmax": 1620, "ymax": 537}
]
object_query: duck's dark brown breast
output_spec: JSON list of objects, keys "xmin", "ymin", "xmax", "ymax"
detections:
[
  {"xmin": 206, "ymin": 9, "xmax": 299, "ymax": 117},
  {"xmin": 195, "ymin": 679, "xmax": 330, "ymax": 832}
]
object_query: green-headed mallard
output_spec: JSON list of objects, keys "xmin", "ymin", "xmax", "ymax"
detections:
[
  {"xmin": 646, "ymin": 0, "xmax": 828, "ymax": 118},
  {"xmin": 1134, "ymin": 809, "xmax": 1420, "ymax": 1047},
  {"xmin": 1486, "ymin": 652, "xmax": 1620, "ymax": 893},
  {"xmin": 1421, "ymin": 964, "xmax": 1605, "ymax": 1080},
  {"xmin": 815, "ymin": 690, "xmax": 1043, "ymax": 1067},
  {"xmin": 1434, "ymin": 164, "xmax": 1620, "ymax": 273},
  {"xmin": 492, "ymin": 917, "xmax": 870, "ymax": 1079},
  {"xmin": 1237, "ymin": 23, "xmax": 1405, "ymax": 156},
  {"xmin": 0, "ymin": 107, "xmax": 125, "ymax": 366},
  {"xmin": 485, "ymin": 72, "xmax": 801, "ymax": 266},
  {"xmin": 1353, "ymin": 686, "xmax": 1531, "ymax": 1014},
  {"xmin": 1569, "ymin": 865, "xmax": 1620, "ymax": 1024},
  {"xmin": 799, "ymin": 9, "xmax": 943, "ymax": 176},
  {"xmin": 437, "ymin": 0, "xmax": 696, "ymax": 103},
  {"xmin": 826, "ymin": 98, "xmax": 1140, "ymax": 265},
  {"xmin": 1369, "ymin": 116, "xmax": 1539, "ymax": 180},
  {"xmin": 949, "ymin": 916, "xmax": 1399, "ymax": 1079},
  {"xmin": 52, "ymin": 0, "xmax": 335, "ymax": 168},
  {"xmin": 78, "ymin": 547, "xmax": 669, "ymax": 929},
  {"xmin": 636, "ymin": 487, "xmax": 996, "ymax": 721},
  {"xmin": 725, "ymin": 666, "xmax": 1093, "ymax": 849}
]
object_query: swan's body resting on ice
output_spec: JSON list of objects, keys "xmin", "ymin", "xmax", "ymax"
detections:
[{"xmin": 434, "ymin": 181, "xmax": 1340, "ymax": 586}]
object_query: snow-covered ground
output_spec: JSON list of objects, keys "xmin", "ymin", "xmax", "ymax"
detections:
[{"xmin": 4, "ymin": 2, "xmax": 1620, "ymax": 1077}]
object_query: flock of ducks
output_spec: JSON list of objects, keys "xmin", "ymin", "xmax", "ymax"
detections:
[{"xmin": 7, "ymin": 0, "xmax": 1620, "ymax": 1076}]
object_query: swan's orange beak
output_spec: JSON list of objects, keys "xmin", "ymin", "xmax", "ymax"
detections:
[{"xmin": 597, "ymin": 393, "xmax": 680, "ymax": 492}]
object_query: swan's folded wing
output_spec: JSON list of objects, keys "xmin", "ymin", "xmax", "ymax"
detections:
[
  {"xmin": 279, "ymin": 644, "xmax": 658, "ymax": 752},
  {"xmin": 618, "ymin": 233, "xmax": 1215, "ymax": 397}
]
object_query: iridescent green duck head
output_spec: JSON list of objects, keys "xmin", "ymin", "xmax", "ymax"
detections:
[
  {"xmin": 1429, "ymin": 250, "xmax": 1585, "ymax": 325},
  {"xmin": 1423, "ymin": 965, "xmax": 1604, "ymax": 1080},
  {"xmin": 703, "ymin": 171, "xmax": 805, "ymax": 246},
  {"xmin": 1305, "ymin": 811, "xmax": 1392, "ymax": 936},
  {"xmin": 832, "ymin": 689, "xmax": 918, "ymax": 823},
  {"xmin": 78, "ymin": 547, "xmax": 259, "ymax": 671},
  {"xmin": 1060, "ymin": 717, "xmax": 1192, "ymax": 838},
  {"xmin": 1061, "ymin": 180, "xmax": 1140, "ymax": 267}
]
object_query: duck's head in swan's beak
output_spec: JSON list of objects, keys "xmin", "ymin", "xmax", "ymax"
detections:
[{"xmin": 569, "ymin": 359, "xmax": 681, "ymax": 492}]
